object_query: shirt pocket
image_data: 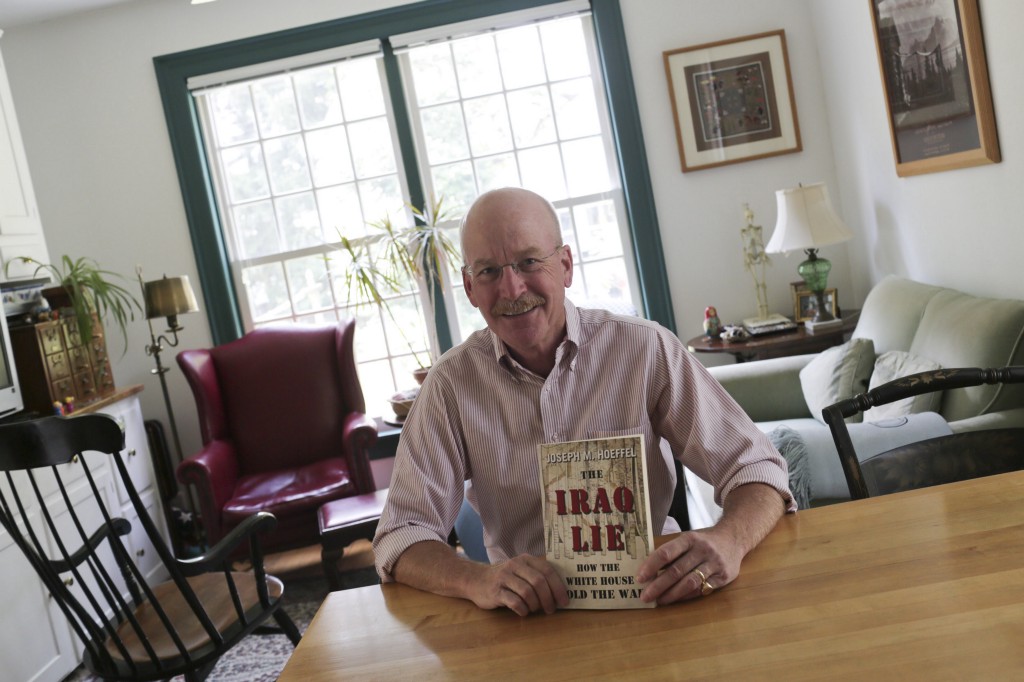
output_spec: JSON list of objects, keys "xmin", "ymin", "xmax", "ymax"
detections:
[{"xmin": 588, "ymin": 427, "xmax": 645, "ymax": 439}]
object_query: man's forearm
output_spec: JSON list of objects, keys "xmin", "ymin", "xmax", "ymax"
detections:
[
  {"xmin": 715, "ymin": 482, "xmax": 786, "ymax": 555},
  {"xmin": 392, "ymin": 539, "xmax": 489, "ymax": 601}
]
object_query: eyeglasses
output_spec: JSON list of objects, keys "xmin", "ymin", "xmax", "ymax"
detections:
[{"xmin": 463, "ymin": 245, "xmax": 564, "ymax": 285}]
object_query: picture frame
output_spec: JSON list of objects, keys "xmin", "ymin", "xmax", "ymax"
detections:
[
  {"xmin": 868, "ymin": 0, "xmax": 999, "ymax": 177},
  {"xmin": 663, "ymin": 30, "xmax": 802, "ymax": 173},
  {"xmin": 791, "ymin": 282, "xmax": 838, "ymax": 323}
]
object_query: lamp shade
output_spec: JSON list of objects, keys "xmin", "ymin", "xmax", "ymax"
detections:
[
  {"xmin": 144, "ymin": 276, "xmax": 199, "ymax": 320},
  {"xmin": 765, "ymin": 182, "xmax": 852, "ymax": 254}
]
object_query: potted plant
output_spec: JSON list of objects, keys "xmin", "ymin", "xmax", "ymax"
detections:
[
  {"xmin": 335, "ymin": 195, "xmax": 461, "ymax": 382},
  {"xmin": 5, "ymin": 255, "xmax": 142, "ymax": 352}
]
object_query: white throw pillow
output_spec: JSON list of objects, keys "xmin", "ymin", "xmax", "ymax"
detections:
[
  {"xmin": 863, "ymin": 350, "xmax": 943, "ymax": 422},
  {"xmin": 800, "ymin": 337, "xmax": 875, "ymax": 423}
]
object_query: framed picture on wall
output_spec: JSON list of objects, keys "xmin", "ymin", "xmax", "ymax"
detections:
[
  {"xmin": 663, "ymin": 30, "xmax": 802, "ymax": 172},
  {"xmin": 868, "ymin": 0, "xmax": 1000, "ymax": 177}
]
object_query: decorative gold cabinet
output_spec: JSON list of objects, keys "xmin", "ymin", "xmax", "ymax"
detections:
[{"xmin": 10, "ymin": 315, "xmax": 115, "ymax": 414}]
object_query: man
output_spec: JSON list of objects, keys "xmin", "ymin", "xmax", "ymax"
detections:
[{"xmin": 374, "ymin": 187, "xmax": 795, "ymax": 616}]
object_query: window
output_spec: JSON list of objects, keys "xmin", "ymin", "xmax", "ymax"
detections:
[{"xmin": 156, "ymin": 0, "xmax": 671, "ymax": 418}]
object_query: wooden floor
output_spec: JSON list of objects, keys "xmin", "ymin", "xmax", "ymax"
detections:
[{"xmin": 257, "ymin": 539, "xmax": 377, "ymax": 581}]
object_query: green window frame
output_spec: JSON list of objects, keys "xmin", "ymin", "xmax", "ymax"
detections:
[{"xmin": 154, "ymin": 0, "xmax": 673, "ymax": 346}]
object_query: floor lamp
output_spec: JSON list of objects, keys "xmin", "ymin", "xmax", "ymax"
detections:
[{"xmin": 138, "ymin": 270, "xmax": 201, "ymax": 545}]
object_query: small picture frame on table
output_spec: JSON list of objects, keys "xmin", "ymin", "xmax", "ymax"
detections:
[{"xmin": 791, "ymin": 281, "xmax": 838, "ymax": 322}]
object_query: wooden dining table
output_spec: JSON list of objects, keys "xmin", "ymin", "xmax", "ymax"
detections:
[{"xmin": 278, "ymin": 471, "xmax": 1024, "ymax": 680}]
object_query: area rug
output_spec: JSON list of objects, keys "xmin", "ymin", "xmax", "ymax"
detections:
[{"xmin": 63, "ymin": 567, "xmax": 379, "ymax": 682}]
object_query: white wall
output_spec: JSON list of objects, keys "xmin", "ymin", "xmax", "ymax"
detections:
[
  {"xmin": 620, "ymin": 0, "xmax": 852, "ymax": 365},
  {"xmin": 1, "ymin": 0, "xmax": 1020, "ymax": 454},
  {"xmin": 809, "ymin": 0, "xmax": 1024, "ymax": 302}
]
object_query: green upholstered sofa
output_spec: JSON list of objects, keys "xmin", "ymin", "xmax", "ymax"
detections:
[{"xmin": 703, "ymin": 275, "xmax": 1024, "ymax": 508}]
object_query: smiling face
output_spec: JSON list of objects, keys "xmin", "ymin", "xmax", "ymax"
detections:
[{"xmin": 461, "ymin": 188, "xmax": 573, "ymax": 375}]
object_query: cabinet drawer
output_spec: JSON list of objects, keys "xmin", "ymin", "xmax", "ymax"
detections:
[
  {"xmin": 50, "ymin": 376, "xmax": 74, "ymax": 403},
  {"xmin": 39, "ymin": 323, "xmax": 64, "ymax": 355},
  {"xmin": 46, "ymin": 350, "xmax": 70, "ymax": 380},
  {"xmin": 68, "ymin": 345, "xmax": 91, "ymax": 373},
  {"xmin": 73, "ymin": 371, "xmax": 99, "ymax": 403}
]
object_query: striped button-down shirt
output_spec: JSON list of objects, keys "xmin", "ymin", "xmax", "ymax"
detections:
[{"xmin": 373, "ymin": 301, "xmax": 795, "ymax": 579}]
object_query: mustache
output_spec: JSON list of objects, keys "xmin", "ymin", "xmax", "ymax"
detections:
[{"xmin": 491, "ymin": 293, "xmax": 546, "ymax": 316}]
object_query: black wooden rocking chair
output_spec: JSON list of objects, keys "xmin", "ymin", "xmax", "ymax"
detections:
[
  {"xmin": 823, "ymin": 366, "xmax": 1024, "ymax": 500},
  {"xmin": 0, "ymin": 414, "xmax": 300, "ymax": 681}
]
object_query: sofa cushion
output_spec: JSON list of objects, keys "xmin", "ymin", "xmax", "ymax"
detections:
[
  {"xmin": 852, "ymin": 276, "xmax": 942, "ymax": 355},
  {"xmin": 863, "ymin": 351, "xmax": 943, "ymax": 422},
  {"xmin": 768, "ymin": 412, "xmax": 953, "ymax": 506},
  {"xmin": 800, "ymin": 337, "xmax": 875, "ymax": 423},
  {"xmin": 909, "ymin": 289, "xmax": 1024, "ymax": 421}
]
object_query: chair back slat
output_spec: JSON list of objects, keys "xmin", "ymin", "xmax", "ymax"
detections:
[
  {"xmin": 0, "ymin": 413, "xmax": 300, "ymax": 680},
  {"xmin": 824, "ymin": 367, "xmax": 1024, "ymax": 499}
]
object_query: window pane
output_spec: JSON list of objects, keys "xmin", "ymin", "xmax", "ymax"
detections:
[
  {"xmin": 464, "ymin": 95, "xmax": 513, "ymax": 156},
  {"xmin": 348, "ymin": 117, "xmax": 397, "ymax": 178},
  {"xmin": 540, "ymin": 18, "xmax": 591, "ymax": 81},
  {"xmin": 317, "ymin": 184, "xmax": 365, "ymax": 239},
  {"xmin": 496, "ymin": 26, "xmax": 545, "ymax": 89},
  {"xmin": 251, "ymin": 76, "xmax": 301, "ymax": 137},
  {"xmin": 210, "ymin": 84, "xmax": 258, "ymax": 146},
  {"xmin": 578, "ymin": 259, "xmax": 633, "ymax": 303},
  {"xmin": 275, "ymin": 192, "xmax": 322, "ymax": 250},
  {"xmin": 453, "ymin": 34, "xmax": 502, "ymax": 98},
  {"xmin": 409, "ymin": 44, "xmax": 459, "ymax": 106},
  {"xmin": 233, "ymin": 201, "xmax": 279, "ymax": 259},
  {"xmin": 221, "ymin": 144, "xmax": 270, "ymax": 203},
  {"xmin": 306, "ymin": 126, "xmax": 354, "ymax": 186},
  {"xmin": 474, "ymin": 153, "xmax": 520, "ymax": 193},
  {"xmin": 552, "ymin": 77, "xmax": 600, "ymax": 139},
  {"xmin": 357, "ymin": 175, "xmax": 404, "ymax": 223},
  {"xmin": 573, "ymin": 200, "xmax": 623, "ymax": 260},
  {"xmin": 293, "ymin": 66, "xmax": 343, "ymax": 129},
  {"xmin": 431, "ymin": 161, "xmax": 476, "ymax": 213},
  {"xmin": 517, "ymin": 144, "xmax": 566, "ymax": 200},
  {"xmin": 337, "ymin": 59, "xmax": 386, "ymax": 121},
  {"xmin": 420, "ymin": 103, "xmax": 469, "ymax": 164},
  {"xmin": 357, "ymin": 358, "xmax": 396, "ymax": 419},
  {"xmin": 242, "ymin": 262, "xmax": 290, "ymax": 322},
  {"xmin": 506, "ymin": 86, "xmax": 556, "ymax": 148},
  {"xmin": 285, "ymin": 254, "xmax": 333, "ymax": 313},
  {"xmin": 264, "ymin": 134, "xmax": 312, "ymax": 195},
  {"xmin": 562, "ymin": 137, "xmax": 611, "ymax": 196}
]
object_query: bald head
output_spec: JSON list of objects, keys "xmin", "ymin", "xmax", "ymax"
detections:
[{"xmin": 460, "ymin": 188, "xmax": 561, "ymax": 262}]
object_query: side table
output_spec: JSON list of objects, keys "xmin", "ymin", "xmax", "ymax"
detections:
[{"xmin": 687, "ymin": 310, "xmax": 859, "ymax": 363}]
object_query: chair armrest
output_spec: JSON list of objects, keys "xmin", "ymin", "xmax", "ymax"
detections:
[
  {"xmin": 176, "ymin": 439, "xmax": 239, "ymax": 544},
  {"xmin": 176, "ymin": 511, "xmax": 278, "ymax": 576},
  {"xmin": 708, "ymin": 354, "xmax": 815, "ymax": 422},
  {"xmin": 341, "ymin": 411, "xmax": 378, "ymax": 493}
]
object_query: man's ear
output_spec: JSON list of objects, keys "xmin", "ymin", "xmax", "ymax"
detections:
[{"xmin": 560, "ymin": 244, "xmax": 574, "ymax": 288}]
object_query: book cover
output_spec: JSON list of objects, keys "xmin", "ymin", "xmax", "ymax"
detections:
[{"xmin": 537, "ymin": 434, "xmax": 655, "ymax": 609}]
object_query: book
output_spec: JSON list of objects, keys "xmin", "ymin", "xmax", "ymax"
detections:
[
  {"xmin": 537, "ymin": 434, "xmax": 655, "ymax": 609},
  {"xmin": 743, "ymin": 313, "xmax": 797, "ymax": 336}
]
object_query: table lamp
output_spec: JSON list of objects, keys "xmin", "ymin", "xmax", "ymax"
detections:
[{"xmin": 765, "ymin": 182, "xmax": 852, "ymax": 331}]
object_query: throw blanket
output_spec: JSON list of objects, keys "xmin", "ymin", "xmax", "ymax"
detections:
[{"xmin": 769, "ymin": 412, "xmax": 954, "ymax": 509}]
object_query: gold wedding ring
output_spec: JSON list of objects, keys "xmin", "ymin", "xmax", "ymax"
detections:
[
  {"xmin": 701, "ymin": 580, "xmax": 715, "ymax": 597},
  {"xmin": 691, "ymin": 568, "xmax": 707, "ymax": 584}
]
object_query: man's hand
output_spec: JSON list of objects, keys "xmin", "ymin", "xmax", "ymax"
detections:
[
  {"xmin": 636, "ymin": 483, "xmax": 785, "ymax": 605},
  {"xmin": 636, "ymin": 528, "xmax": 743, "ymax": 604},
  {"xmin": 468, "ymin": 554, "xmax": 569, "ymax": 616},
  {"xmin": 392, "ymin": 541, "xmax": 568, "ymax": 616}
]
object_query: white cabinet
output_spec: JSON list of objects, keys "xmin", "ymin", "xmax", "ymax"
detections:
[
  {"xmin": 0, "ymin": 387, "xmax": 169, "ymax": 682},
  {"xmin": 0, "ymin": 32, "xmax": 50, "ymax": 278}
]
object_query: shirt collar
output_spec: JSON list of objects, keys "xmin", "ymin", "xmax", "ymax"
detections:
[{"xmin": 489, "ymin": 298, "xmax": 580, "ymax": 375}]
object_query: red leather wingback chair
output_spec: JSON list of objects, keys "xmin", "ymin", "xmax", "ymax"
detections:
[{"xmin": 176, "ymin": 321, "xmax": 377, "ymax": 554}]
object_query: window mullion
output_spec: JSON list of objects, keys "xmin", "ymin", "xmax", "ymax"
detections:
[{"xmin": 382, "ymin": 38, "xmax": 456, "ymax": 356}]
